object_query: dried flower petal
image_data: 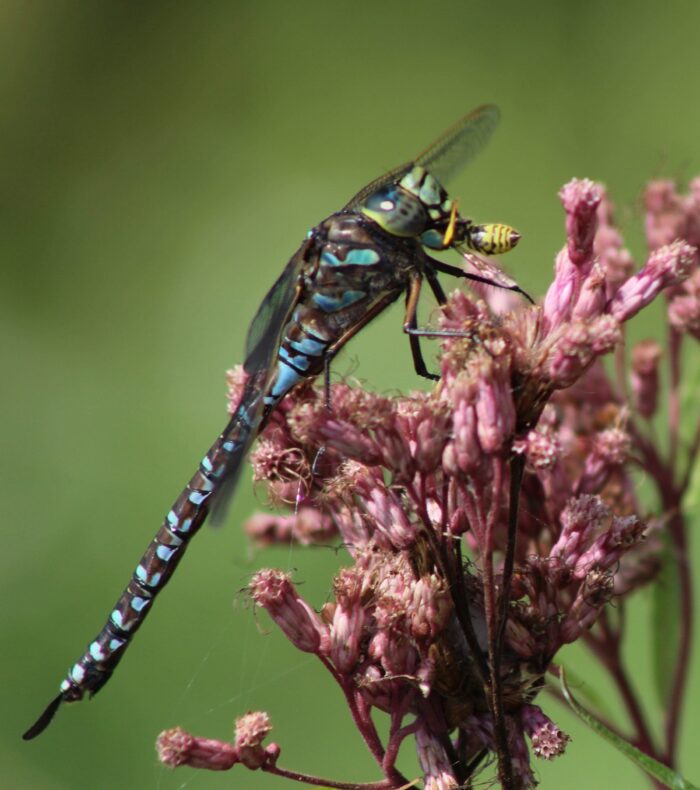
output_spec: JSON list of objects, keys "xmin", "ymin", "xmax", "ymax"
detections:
[
  {"xmin": 521, "ymin": 705, "xmax": 570, "ymax": 760},
  {"xmin": 235, "ymin": 711, "xmax": 272, "ymax": 769},
  {"xmin": 157, "ymin": 727, "xmax": 237, "ymax": 771}
]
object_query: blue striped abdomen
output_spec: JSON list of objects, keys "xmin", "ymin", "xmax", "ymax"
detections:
[
  {"xmin": 23, "ymin": 379, "xmax": 267, "ymax": 737},
  {"xmin": 24, "ymin": 214, "xmax": 416, "ymax": 740}
]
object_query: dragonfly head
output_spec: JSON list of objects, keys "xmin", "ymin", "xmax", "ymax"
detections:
[
  {"xmin": 359, "ymin": 164, "xmax": 520, "ymax": 256},
  {"xmin": 359, "ymin": 164, "xmax": 454, "ymax": 241},
  {"xmin": 358, "ymin": 180, "xmax": 431, "ymax": 239}
]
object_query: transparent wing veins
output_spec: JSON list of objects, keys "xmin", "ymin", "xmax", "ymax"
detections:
[
  {"xmin": 344, "ymin": 104, "xmax": 500, "ymax": 211},
  {"xmin": 244, "ymin": 254, "xmax": 304, "ymax": 374},
  {"xmin": 414, "ymin": 104, "xmax": 500, "ymax": 187}
]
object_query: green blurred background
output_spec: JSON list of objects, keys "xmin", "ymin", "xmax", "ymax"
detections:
[{"xmin": 3, "ymin": 2, "xmax": 700, "ymax": 788}]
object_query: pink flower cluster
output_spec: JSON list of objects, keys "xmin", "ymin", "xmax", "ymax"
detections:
[
  {"xmin": 158, "ymin": 177, "xmax": 699, "ymax": 790},
  {"xmin": 158, "ymin": 712, "xmax": 276, "ymax": 771},
  {"xmin": 645, "ymin": 179, "xmax": 700, "ymax": 339}
]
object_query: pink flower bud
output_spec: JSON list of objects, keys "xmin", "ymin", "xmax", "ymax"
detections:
[
  {"xmin": 550, "ymin": 495, "xmax": 610, "ymax": 563},
  {"xmin": 368, "ymin": 626, "xmax": 414, "ymax": 677},
  {"xmin": 313, "ymin": 417, "xmax": 382, "ymax": 465},
  {"xmin": 244, "ymin": 508, "xmax": 336, "ymax": 547},
  {"xmin": 547, "ymin": 316, "xmax": 622, "ymax": 387},
  {"xmin": 446, "ymin": 507, "xmax": 469, "ymax": 536},
  {"xmin": 332, "ymin": 503, "xmax": 372, "ymax": 551},
  {"xmin": 375, "ymin": 560, "xmax": 413, "ymax": 614},
  {"xmin": 611, "ymin": 240, "xmax": 696, "ymax": 322},
  {"xmin": 542, "ymin": 248, "xmax": 578, "ymax": 330},
  {"xmin": 443, "ymin": 394, "xmax": 482, "ymax": 476},
  {"xmin": 573, "ymin": 515, "xmax": 645, "ymax": 579},
  {"xmin": 265, "ymin": 742, "xmax": 281, "ymax": 764},
  {"xmin": 249, "ymin": 570, "xmax": 328, "ymax": 653},
  {"xmin": 360, "ymin": 478, "xmax": 417, "ymax": 550},
  {"xmin": 577, "ymin": 426, "xmax": 630, "ymax": 494},
  {"xmin": 467, "ymin": 353, "xmax": 515, "ymax": 453},
  {"xmin": 409, "ymin": 575, "xmax": 451, "ymax": 641},
  {"xmin": 560, "ymin": 178, "xmax": 601, "ymax": 267},
  {"xmin": 630, "ymin": 340, "xmax": 662, "ymax": 418},
  {"xmin": 572, "ymin": 262, "xmax": 607, "ymax": 321},
  {"xmin": 669, "ymin": 292, "xmax": 700, "ymax": 339},
  {"xmin": 602, "ymin": 247, "xmax": 635, "ymax": 293},
  {"xmin": 330, "ymin": 568, "xmax": 366, "ymax": 673},
  {"xmin": 375, "ymin": 419, "xmax": 415, "ymax": 480},
  {"xmin": 592, "ymin": 314, "xmax": 624, "ymax": 355},
  {"xmin": 412, "ymin": 405, "xmax": 450, "ymax": 473},
  {"xmin": 548, "ymin": 323, "xmax": 590, "ymax": 385},
  {"xmin": 595, "ymin": 192, "xmax": 635, "ymax": 293},
  {"xmin": 416, "ymin": 725, "xmax": 459, "ymax": 790},
  {"xmin": 644, "ymin": 180, "xmax": 686, "ymax": 250},
  {"xmin": 521, "ymin": 428, "xmax": 561, "ymax": 470},
  {"xmin": 355, "ymin": 663, "xmax": 394, "ymax": 713},
  {"xmin": 560, "ymin": 569, "xmax": 615, "ymax": 642},
  {"xmin": 442, "ymin": 371, "xmax": 482, "ymax": 475}
]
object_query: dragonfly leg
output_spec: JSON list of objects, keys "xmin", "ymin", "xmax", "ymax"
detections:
[
  {"xmin": 428, "ymin": 257, "xmax": 535, "ymax": 305},
  {"xmin": 322, "ymin": 289, "xmax": 413, "ymax": 402},
  {"xmin": 403, "ymin": 275, "xmax": 440, "ymax": 381},
  {"xmin": 424, "ymin": 264, "xmax": 447, "ymax": 306},
  {"xmin": 323, "ymin": 354, "xmax": 333, "ymax": 411},
  {"xmin": 404, "ymin": 270, "xmax": 486, "ymax": 341},
  {"xmin": 404, "ymin": 271, "xmax": 487, "ymax": 371}
]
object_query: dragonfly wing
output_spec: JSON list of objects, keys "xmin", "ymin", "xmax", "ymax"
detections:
[
  {"xmin": 414, "ymin": 104, "xmax": 500, "ymax": 187},
  {"xmin": 459, "ymin": 248, "xmax": 522, "ymax": 291},
  {"xmin": 210, "ymin": 251, "xmax": 305, "ymax": 526},
  {"xmin": 244, "ymin": 252, "xmax": 305, "ymax": 373},
  {"xmin": 342, "ymin": 161, "xmax": 413, "ymax": 212},
  {"xmin": 344, "ymin": 105, "xmax": 501, "ymax": 211},
  {"xmin": 207, "ymin": 370, "xmax": 268, "ymax": 527}
]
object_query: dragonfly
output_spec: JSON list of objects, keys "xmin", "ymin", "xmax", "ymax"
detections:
[{"xmin": 24, "ymin": 104, "xmax": 525, "ymax": 740}]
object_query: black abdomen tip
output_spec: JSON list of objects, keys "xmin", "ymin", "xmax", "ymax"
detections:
[{"xmin": 22, "ymin": 694, "xmax": 63, "ymax": 741}]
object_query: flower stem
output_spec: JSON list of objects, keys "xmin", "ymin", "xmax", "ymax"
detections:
[
  {"xmin": 338, "ymin": 673, "xmax": 409, "ymax": 786},
  {"xmin": 662, "ymin": 508, "xmax": 693, "ymax": 765},
  {"xmin": 482, "ymin": 458, "xmax": 515, "ymax": 789},
  {"xmin": 667, "ymin": 326, "xmax": 682, "ymax": 475},
  {"xmin": 585, "ymin": 613, "xmax": 657, "ymax": 757},
  {"xmin": 264, "ymin": 763, "xmax": 401, "ymax": 790}
]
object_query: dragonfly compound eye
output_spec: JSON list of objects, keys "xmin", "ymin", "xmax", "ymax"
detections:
[{"xmin": 360, "ymin": 184, "xmax": 429, "ymax": 238}]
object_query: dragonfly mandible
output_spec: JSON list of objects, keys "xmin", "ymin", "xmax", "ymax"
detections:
[{"xmin": 24, "ymin": 104, "xmax": 523, "ymax": 740}]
